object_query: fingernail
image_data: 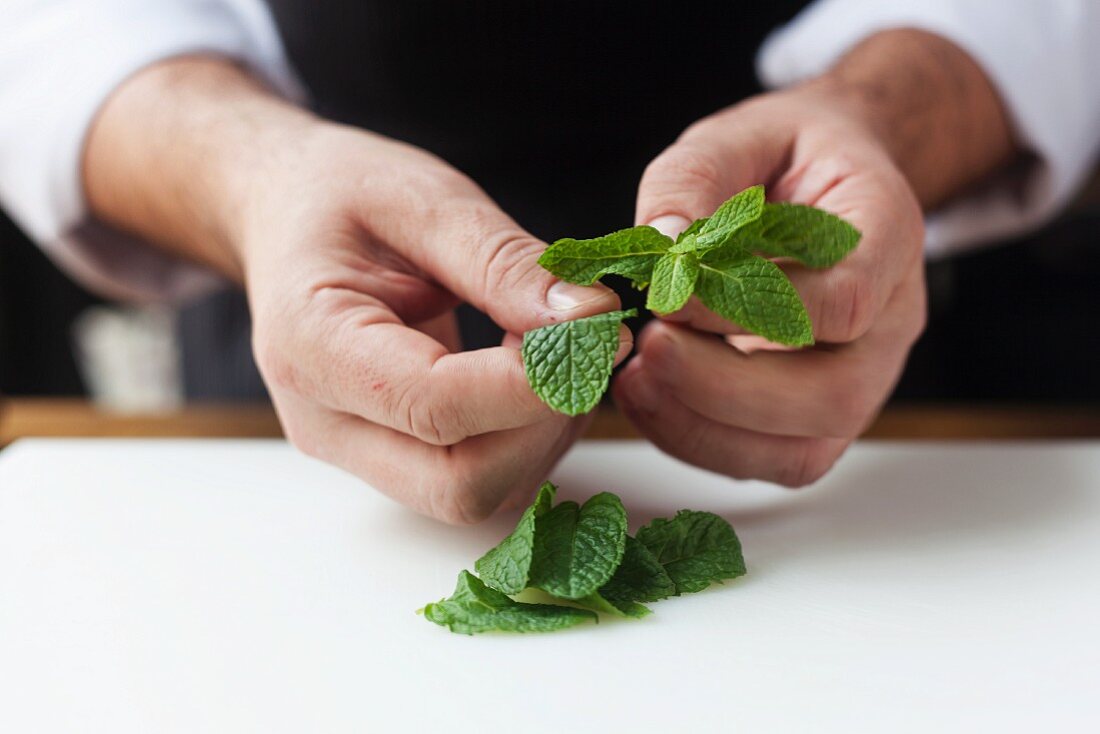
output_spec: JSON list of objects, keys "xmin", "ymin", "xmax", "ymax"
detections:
[
  {"xmin": 646, "ymin": 215, "xmax": 692, "ymax": 240},
  {"xmin": 547, "ymin": 281, "xmax": 612, "ymax": 311},
  {"xmin": 626, "ymin": 375, "xmax": 661, "ymax": 414}
]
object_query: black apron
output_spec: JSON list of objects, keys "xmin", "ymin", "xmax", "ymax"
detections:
[{"xmin": 181, "ymin": 1, "xmax": 809, "ymax": 398}]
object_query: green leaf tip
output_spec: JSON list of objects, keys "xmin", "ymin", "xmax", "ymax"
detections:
[
  {"xmin": 474, "ymin": 482, "xmax": 556, "ymax": 595},
  {"xmin": 521, "ymin": 309, "xmax": 637, "ymax": 416}
]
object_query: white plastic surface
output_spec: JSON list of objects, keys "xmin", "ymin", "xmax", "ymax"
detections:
[{"xmin": 1, "ymin": 439, "xmax": 1097, "ymax": 732}]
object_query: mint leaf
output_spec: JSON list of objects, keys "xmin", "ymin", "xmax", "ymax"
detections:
[
  {"xmin": 521, "ymin": 309, "xmax": 637, "ymax": 416},
  {"xmin": 423, "ymin": 571, "xmax": 595, "ymax": 635},
  {"xmin": 537, "ymin": 226, "xmax": 672, "ymax": 287},
  {"xmin": 600, "ymin": 535, "xmax": 676, "ymax": 604},
  {"xmin": 474, "ymin": 482, "xmax": 556, "ymax": 594},
  {"xmin": 529, "ymin": 492, "xmax": 628, "ymax": 600},
  {"xmin": 636, "ymin": 511, "xmax": 746, "ymax": 594},
  {"xmin": 645, "ymin": 252, "xmax": 699, "ymax": 314},
  {"xmin": 734, "ymin": 202, "xmax": 860, "ymax": 268},
  {"xmin": 694, "ymin": 184, "xmax": 765, "ymax": 250},
  {"xmin": 695, "ymin": 249, "xmax": 812, "ymax": 346},
  {"xmin": 575, "ymin": 591, "xmax": 651, "ymax": 619}
]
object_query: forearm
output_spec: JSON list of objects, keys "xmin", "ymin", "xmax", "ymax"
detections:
[
  {"xmin": 82, "ymin": 56, "xmax": 317, "ymax": 281},
  {"xmin": 804, "ymin": 29, "xmax": 1017, "ymax": 210}
]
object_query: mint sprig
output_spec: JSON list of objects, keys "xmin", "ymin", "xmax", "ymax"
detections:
[
  {"xmin": 422, "ymin": 483, "xmax": 746, "ymax": 635},
  {"xmin": 522, "ymin": 186, "xmax": 859, "ymax": 415}
]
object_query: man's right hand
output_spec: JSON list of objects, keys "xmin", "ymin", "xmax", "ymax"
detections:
[{"xmin": 84, "ymin": 59, "xmax": 622, "ymax": 524}]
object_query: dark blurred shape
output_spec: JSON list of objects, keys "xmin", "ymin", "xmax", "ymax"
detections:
[
  {"xmin": 178, "ymin": 289, "xmax": 267, "ymax": 401},
  {"xmin": 0, "ymin": 211, "xmax": 98, "ymax": 395},
  {"xmin": 4, "ymin": 203, "xmax": 1100, "ymax": 404},
  {"xmin": 895, "ymin": 209, "xmax": 1100, "ymax": 403}
]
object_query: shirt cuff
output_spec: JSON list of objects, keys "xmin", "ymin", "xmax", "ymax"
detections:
[
  {"xmin": 757, "ymin": 0, "xmax": 1100, "ymax": 257},
  {"xmin": 0, "ymin": 0, "xmax": 304, "ymax": 302}
]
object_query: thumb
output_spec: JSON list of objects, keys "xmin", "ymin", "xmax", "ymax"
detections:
[
  {"xmin": 635, "ymin": 112, "xmax": 792, "ymax": 232},
  {"xmin": 414, "ymin": 193, "xmax": 621, "ymax": 335}
]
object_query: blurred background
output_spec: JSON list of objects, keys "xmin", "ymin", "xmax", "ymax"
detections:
[{"xmin": 4, "ymin": 175, "xmax": 1100, "ymax": 411}]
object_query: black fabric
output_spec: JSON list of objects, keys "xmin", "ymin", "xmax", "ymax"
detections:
[
  {"xmin": 264, "ymin": 1, "xmax": 809, "ymax": 346},
  {"xmin": 265, "ymin": 2, "xmax": 808, "ymax": 242},
  {"xmin": 0, "ymin": 211, "xmax": 98, "ymax": 396}
]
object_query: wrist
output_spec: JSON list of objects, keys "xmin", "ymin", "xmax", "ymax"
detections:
[
  {"xmin": 795, "ymin": 29, "xmax": 1016, "ymax": 208},
  {"xmin": 84, "ymin": 57, "xmax": 319, "ymax": 282},
  {"xmin": 218, "ymin": 107, "xmax": 327, "ymax": 277}
]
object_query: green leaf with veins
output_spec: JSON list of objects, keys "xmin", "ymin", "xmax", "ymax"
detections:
[
  {"xmin": 733, "ymin": 202, "xmax": 860, "ymax": 268},
  {"xmin": 521, "ymin": 309, "xmax": 636, "ymax": 416},
  {"xmin": 695, "ymin": 248, "xmax": 812, "ymax": 346},
  {"xmin": 423, "ymin": 571, "xmax": 595, "ymax": 635},
  {"xmin": 694, "ymin": 184, "xmax": 765, "ymax": 250},
  {"xmin": 474, "ymin": 482, "xmax": 556, "ymax": 594},
  {"xmin": 600, "ymin": 535, "xmax": 677, "ymax": 604},
  {"xmin": 537, "ymin": 226, "xmax": 672, "ymax": 287},
  {"xmin": 636, "ymin": 510, "xmax": 746, "ymax": 594},
  {"xmin": 529, "ymin": 492, "xmax": 628, "ymax": 600},
  {"xmin": 645, "ymin": 251, "xmax": 700, "ymax": 314}
]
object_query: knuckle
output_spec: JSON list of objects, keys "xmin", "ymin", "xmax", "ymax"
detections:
[
  {"xmin": 823, "ymin": 270, "xmax": 875, "ymax": 343},
  {"xmin": 401, "ymin": 358, "xmax": 469, "ymax": 447},
  {"xmin": 428, "ymin": 467, "xmax": 499, "ymax": 526},
  {"xmin": 403, "ymin": 390, "xmax": 465, "ymax": 447},
  {"xmin": 480, "ymin": 228, "xmax": 545, "ymax": 305},
  {"xmin": 645, "ymin": 145, "xmax": 726, "ymax": 198},
  {"xmin": 775, "ymin": 442, "xmax": 836, "ymax": 488},
  {"xmin": 637, "ymin": 323, "xmax": 681, "ymax": 374}
]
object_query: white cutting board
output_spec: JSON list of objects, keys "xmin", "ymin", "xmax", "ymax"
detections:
[{"xmin": 0, "ymin": 439, "xmax": 1097, "ymax": 733}]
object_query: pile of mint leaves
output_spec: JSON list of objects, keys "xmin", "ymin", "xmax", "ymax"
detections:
[
  {"xmin": 521, "ymin": 185, "xmax": 860, "ymax": 415},
  {"xmin": 423, "ymin": 482, "xmax": 745, "ymax": 634}
]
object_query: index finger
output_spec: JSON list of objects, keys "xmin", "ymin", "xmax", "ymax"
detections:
[{"xmin": 272, "ymin": 291, "xmax": 629, "ymax": 447}]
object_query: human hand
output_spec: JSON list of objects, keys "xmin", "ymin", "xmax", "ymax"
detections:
[
  {"xmin": 613, "ymin": 85, "xmax": 926, "ymax": 486},
  {"xmin": 239, "ymin": 124, "xmax": 623, "ymax": 522}
]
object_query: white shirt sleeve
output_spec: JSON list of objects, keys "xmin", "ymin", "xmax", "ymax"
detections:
[
  {"xmin": 757, "ymin": 0, "xmax": 1100, "ymax": 257},
  {"xmin": 0, "ymin": 0, "xmax": 304, "ymax": 302}
]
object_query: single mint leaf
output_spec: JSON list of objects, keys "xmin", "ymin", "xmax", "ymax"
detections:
[
  {"xmin": 423, "ymin": 571, "xmax": 595, "ymax": 635},
  {"xmin": 695, "ymin": 249, "xmax": 812, "ymax": 347},
  {"xmin": 529, "ymin": 492, "xmax": 628, "ymax": 600},
  {"xmin": 474, "ymin": 482, "xmax": 556, "ymax": 594},
  {"xmin": 522, "ymin": 309, "xmax": 637, "ymax": 416},
  {"xmin": 600, "ymin": 535, "xmax": 676, "ymax": 604},
  {"xmin": 537, "ymin": 226, "xmax": 672, "ymax": 287},
  {"xmin": 695, "ymin": 185, "xmax": 765, "ymax": 250},
  {"xmin": 645, "ymin": 252, "xmax": 699, "ymax": 314},
  {"xmin": 576, "ymin": 591, "xmax": 651, "ymax": 619},
  {"xmin": 636, "ymin": 511, "xmax": 746, "ymax": 595},
  {"xmin": 733, "ymin": 202, "xmax": 860, "ymax": 268}
]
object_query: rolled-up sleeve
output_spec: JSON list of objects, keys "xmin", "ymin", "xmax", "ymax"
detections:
[
  {"xmin": 0, "ymin": 0, "xmax": 303, "ymax": 302},
  {"xmin": 757, "ymin": 0, "xmax": 1100, "ymax": 257}
]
